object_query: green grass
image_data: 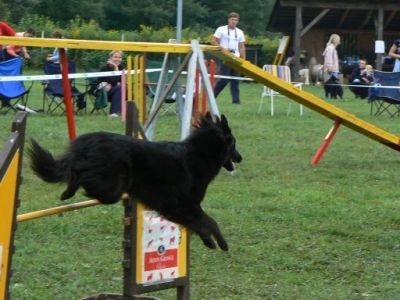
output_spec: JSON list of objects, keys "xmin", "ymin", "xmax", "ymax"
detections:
[{"xmin": 2, "ymin": 80, "xmax": 400, "ymax": 299}]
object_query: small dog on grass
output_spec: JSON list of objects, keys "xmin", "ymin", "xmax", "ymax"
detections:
[
  {"xmin": 324, "ymin": 75, "xmax": 343, "ymax": 99},
  {"xmin": 29, "ymin": 113, "xmax": 242, "ymax": 251}
]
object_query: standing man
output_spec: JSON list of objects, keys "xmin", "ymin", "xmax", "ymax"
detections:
[{"xmin": 212, "ymin": 12, "xmax": 246, "ymax": 104}]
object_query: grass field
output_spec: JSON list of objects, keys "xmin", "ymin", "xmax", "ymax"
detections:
[{"xmin": 2, "ymin": 79, "xmax": 400, "ymax": 299}]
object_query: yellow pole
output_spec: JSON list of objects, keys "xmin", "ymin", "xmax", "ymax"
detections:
[
  {"xmin": 139, "ymin": 55, "xmax": 145, "ymax": 123},
  {"xmin": 17, "ymin": 200, "xmax": 100, "ymax": 222},
  {"xmin": 127, "ymin": 56, "xmax": 133, "ymax": 101},
  {"xmin": 0, "ymin": 36, "xmax": 220, "ymax": 54},
  {"xmin": 133, "ymin": 55, "xmax": 139, "ymax": 108}
]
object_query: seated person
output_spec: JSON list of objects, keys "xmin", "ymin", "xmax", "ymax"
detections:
[
  {"xmin": 1, "ymin": 29, "xmax": 35, "ymax": 61},
  {"xmin": 46, "ymin": 31, "xmax": 64, "ymax": 63},
  {"xmin": 15, "ymin": 28, "xmax": 35, "ymax": 59},
  {"xmin": 349, "ymin": 58, "xmax": 373, "ymax": 99},
  {"xmin": 0, "ymin": 21, "xmax": 16, "ymax": 57},
  {"xmin": 99, "ymin": 50, "xmax": 124, "ymax": 116}
]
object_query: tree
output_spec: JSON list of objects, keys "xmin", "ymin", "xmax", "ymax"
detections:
[
  {"xmin": 0, "ymin": 2, "xmax": 11, "ymax": 21},
  {"xmin": 3, "ymin": 0, "xmax": 276, "ymax": 36},
  {"xmin": 102, "ymin": 0, "xmax": 206, "ymax": 30},
  {"xmin": 33, "ymin": 0, "xmax": 104, "ymax": 26}
]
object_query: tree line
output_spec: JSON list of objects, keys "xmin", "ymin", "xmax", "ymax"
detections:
[{"xmin": 1, "ymin": 0, "xmax": 275, "ymax": 36}]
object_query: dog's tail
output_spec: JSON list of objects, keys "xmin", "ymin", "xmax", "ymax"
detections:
[{"xmin": 28, "ymin": 139, "xmax": 68, "ymax": 183}]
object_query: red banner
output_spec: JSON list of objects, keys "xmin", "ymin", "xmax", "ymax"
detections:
[{"xmin": 144, "ymin": 248, "xmax": 178, "ymax": 271}]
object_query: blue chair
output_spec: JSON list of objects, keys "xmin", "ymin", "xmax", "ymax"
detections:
[
  {"xmin": 0, "ymin": 57, "xmax": 33, "ymax": 114},
  {"xmin": 369, "ymin": 71, "xmax": 400, "ymax": 117},
  {"xmin": 42, "ymin": 61, "xmax": 86, "ymax": 114}
]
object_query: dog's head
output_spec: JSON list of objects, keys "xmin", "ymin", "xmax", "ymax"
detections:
[
  {"xmin": 200, "ymin": 112, "xmax": 243, "ymax": 171},
  {"xmin": 325, "ymin": 75, "xmax": 340, "ymax": 85}
]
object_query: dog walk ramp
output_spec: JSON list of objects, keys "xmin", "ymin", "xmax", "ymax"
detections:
[{"xmin": 210, "ymin": 50, "xmax": 400, "ymax": 162}]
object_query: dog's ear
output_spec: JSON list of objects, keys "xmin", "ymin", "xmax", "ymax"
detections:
[
  {"xmin": 220, "ymin": 114, "xmax": 229, "ymax": 130},
  {"xmin": 199, "ymin": 112, "xmax": 213, "ymax": 127},
  {"xmin": 205, "ymin": 111, "xmax": 213, "ymax": 121}
]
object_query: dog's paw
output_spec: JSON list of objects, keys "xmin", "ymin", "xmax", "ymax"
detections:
[
  {"xmin": 217, "ymin": 238, "xmax": 229, "ymax": 251},
  {"xmin": 201, "ymin": 236, "xmax": 217, "ymax": 250},
  {"xmin": 60, "ymin": 190, "xmax": 75, "ymax": 200}
]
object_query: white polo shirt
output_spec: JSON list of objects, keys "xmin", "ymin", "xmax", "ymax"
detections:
[{"xmin": 214, "ymin": 25, "xmax": 245, "ymax": 57}]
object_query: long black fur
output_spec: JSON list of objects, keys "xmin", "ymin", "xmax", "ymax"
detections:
[{"xmin": 29, "ymin": 113, "xmax": 242, "ymax": 251}]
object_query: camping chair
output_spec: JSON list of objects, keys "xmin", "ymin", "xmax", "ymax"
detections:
[
  {"xmin": 42, "ymin": 61, "xmax": 86, "ymax": 114},
  {"xmin": 84, "ymin": 74, "xmax": 108, "ymax": 114},
  {"xmin": 368, "ymin": 71, "xmax": 400, "ymax": 117},
  {"xmin": 258, "ymin": 64, "xmax": 303, "ymax": 116},
  {"xmin": 0, "ymin": 57, "xmax": 33, "ymax": 114}
]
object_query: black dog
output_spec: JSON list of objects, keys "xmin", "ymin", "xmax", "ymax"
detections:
[
  {"xmin": 29, "ymin": 113, "xmax": 242, "ymax": 251},
  {"xmin": 324, "ymin": 75, "xmax": 343, "ymax": 99}
]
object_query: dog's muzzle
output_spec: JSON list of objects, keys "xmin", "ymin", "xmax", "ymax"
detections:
[{"xmin": 223, "ymin": 149, "xmax": 243, "ymax": 172}]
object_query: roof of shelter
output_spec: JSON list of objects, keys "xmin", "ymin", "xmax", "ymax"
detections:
[{"xmin": 268, "ymin": 0, "xmax": 400, "ymax": 33}]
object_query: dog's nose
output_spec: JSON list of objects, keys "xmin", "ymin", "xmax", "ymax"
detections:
[{"xmin": 233, "ymin": 150, "xmax": 243, "ymax": 163}]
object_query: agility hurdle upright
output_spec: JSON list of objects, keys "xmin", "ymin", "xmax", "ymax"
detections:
[
  {"xmin": 122, "ymin": 55, "xmax": 190, "ymax": 299},
  {"xmin": 0, "ymin": 112, "xmax": 27, "ymax": 300}
]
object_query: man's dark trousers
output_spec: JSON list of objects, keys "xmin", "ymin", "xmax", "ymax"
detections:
[{"xmin": 214, "ymin": 63, "xmax": 240, "ymax": 103}]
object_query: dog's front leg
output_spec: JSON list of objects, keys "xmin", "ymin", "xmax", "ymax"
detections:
[
  {"xmin": 157, "ymin": 204, "xmax": 228, "ymax": 251},
  {"xmin": 194, "ymin": 212, "xmax": 229, "ymax": 251},
  {"xmin": 182, "ymin": 207, "xmax": 228, "ymax": 251}
]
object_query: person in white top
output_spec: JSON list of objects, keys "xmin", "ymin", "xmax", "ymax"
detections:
[
  {"xmin": 212, "ymin": 12, "xmax": 246, "ymax": 104},
  {"xmin": 322, "ymin": 33, "xmax": 340, "ymax": 81}
]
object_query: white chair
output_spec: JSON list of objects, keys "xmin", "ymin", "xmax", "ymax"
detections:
[{"xmin": 258, "ymin": 65, "xmax": 303, "ymax": 116}]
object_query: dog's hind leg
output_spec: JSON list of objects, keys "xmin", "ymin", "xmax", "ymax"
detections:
[
  {"xmin": 83, "ymin": 173, "xmax": 126, "ymax": 204},
  {"xmin": 60, "ymin": 173, "xmax": 80, "ymax": 200}
]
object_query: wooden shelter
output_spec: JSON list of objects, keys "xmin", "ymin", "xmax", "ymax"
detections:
[{"xmin": 268, "ymin": 0, "xmax": 400, "ymax": 76}]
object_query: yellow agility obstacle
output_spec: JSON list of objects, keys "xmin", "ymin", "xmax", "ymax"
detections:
[
  {"xmin": 0, "ymin": 113, "xmax": 26, "ymax": 300},
  {"xmin": 0, "ymin": 36, "xmax": 219, "ymax": 53},
  {"xmin": 16, "ymin": 200, "xmax": 100, "ymax": 222}
]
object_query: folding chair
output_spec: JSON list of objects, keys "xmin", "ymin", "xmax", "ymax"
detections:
[
  {"xmin": 0, "ymin": 57, "xmax": 33, "ymax": 114},
  {"xmin": 42, "ymin": 61, "xmax": 86, "ymax": 114},
  {"xmin": 258, "ymin": 64, "xmax": 303, "ymax": 116},
  {"xmin": 368, "ymin": 71, "xmax": 400, "ymax": 117},
  {"xmin": 84, "ymin": 75, "xmax": 108, "ymax": 114}
]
